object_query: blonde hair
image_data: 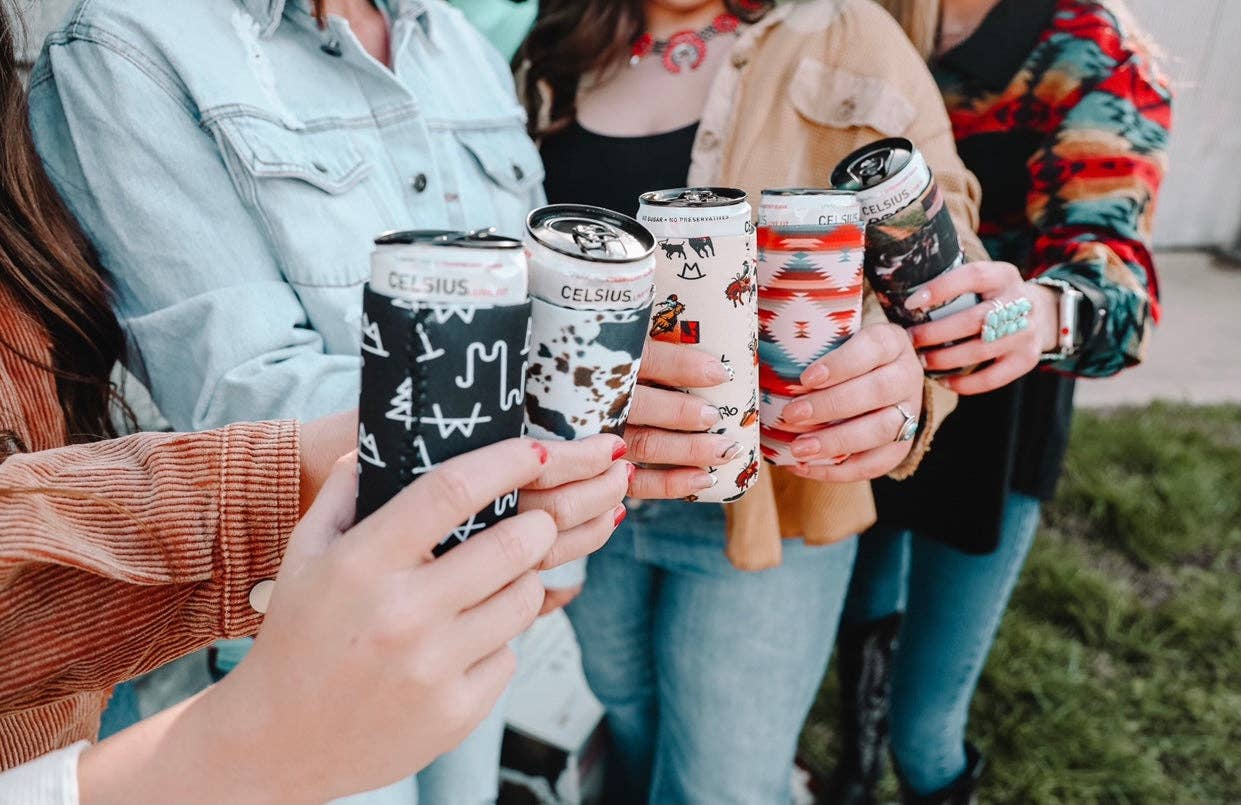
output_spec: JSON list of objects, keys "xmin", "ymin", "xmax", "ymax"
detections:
[{"xmin": 873, "ymin": 0, "xmax": 942, "ymax": 62}]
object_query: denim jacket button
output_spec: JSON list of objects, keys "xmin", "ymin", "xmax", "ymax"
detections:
[{"xmin": 412, "ymin": 173, "xmax": 428, "ymax": 192}]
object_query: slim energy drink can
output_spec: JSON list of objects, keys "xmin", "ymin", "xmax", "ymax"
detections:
[
  {"xmin": 831, "ymin": 138, "xmax": 976, "ymax": 328},
  {"xmin": 637, "ymin": 187, "xmax": 760, "ymax": 503},
  {"xmin": 524, "ymin": 204, "xmax": 657, "ymax": 442},
  {"xmin": 757, "ymin": 188, "xmax": 865, "ymax": 466},
  {"xmin": 356, "ymin": 230, "xmax": 532, "ymax": 555}
]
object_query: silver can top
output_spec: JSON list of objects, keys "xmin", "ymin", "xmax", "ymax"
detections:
[
  {"xmin": 638, "ymin": 187, "xmax": 747, "ymax": 208},
  {"xmin": 526, "ymin": 204, "xmax": 655, "ymax": 264},
  {"xmin": 374, "ymin": 228, "xmax": 523, "ymax": 250},
  {"xmin": 830, "ymin": 138, "xmax": 916, "ymax": 191}
]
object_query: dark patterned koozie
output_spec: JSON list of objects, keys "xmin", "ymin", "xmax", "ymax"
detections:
[
  {"xmin": 832, "ymin": 138, "xmax": 975, "ymax": 329},
  {"xmin": 356, "ymin": 231, "xmax": 531, "ymax": 555}
]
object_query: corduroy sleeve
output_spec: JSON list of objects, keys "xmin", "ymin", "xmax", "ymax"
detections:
[{"xmin": 0, "ymin": 422, "xmax": 299, "ymax": 713}]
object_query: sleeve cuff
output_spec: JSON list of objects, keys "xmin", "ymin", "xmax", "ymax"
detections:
[
  {"xmin": 0, "ymin": 740, "xmax": 88, "ymax": 805},
  {"xmin": 217, "ymin": 420, "xmax": 301, "ymax": 639}
]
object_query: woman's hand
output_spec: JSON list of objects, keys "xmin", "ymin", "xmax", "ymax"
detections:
[
  {"xmin": 780, "ymin": 322, "xmax": 924, "ymax": 482},
  {"xmin": 79, "ymin": 439, "xmax": 561, "ymax": 805},
  {"xmin": 298, "ymin": 409, "xmax": 358, "ymax": 515},
  {"xmin": 519, "ymin": 435, "xmax": 631, "ymax": 574},
  {"xmin": 905, "ymin": 261, "xmax": 1059, "ymax": 395},
  {"xmin": 624, "ymin": 340, "xmax": 735, "ymax": 499}
]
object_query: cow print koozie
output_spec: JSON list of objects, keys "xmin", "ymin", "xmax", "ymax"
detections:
[{"xmin": 355, "ymin": 285, "xmax": 533, "ymax": 555}]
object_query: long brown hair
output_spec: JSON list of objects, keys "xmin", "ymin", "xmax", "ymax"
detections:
[
  {"xmin": 0, "ymin": 5, "xmax": 127, "ymax": 449},
  {"xmin": 518, "ymin": 0, "xmax": 775, "ymax": 137}
]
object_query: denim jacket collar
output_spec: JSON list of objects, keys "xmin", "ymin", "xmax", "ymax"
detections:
[{"xmin": 240, "ymin": 0, "xmax": 430, "ymax": 39}]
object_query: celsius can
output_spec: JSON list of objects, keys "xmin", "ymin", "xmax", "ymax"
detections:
[
  {"xmin": 637, "ymin": 187, "xmax": 760, "ymax": 503},
  {"xmin": 524, "ymin": 204, "xmax": 657, "ymax": 442},
  {"xmin": 356, "ymin": 229, "xmax": 532, "ymax": 555},
  {"xmin": 831, "ymin": 138, "xmax": 976, "ymax": 328},
  {"xmin": 757, "ymin": 188, "xmax": 865, "ymax": 466}
]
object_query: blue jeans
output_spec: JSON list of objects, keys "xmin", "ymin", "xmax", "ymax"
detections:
[
  {"xmin": 567, "ymin": 500, "xmax": 858, "ymax": 805},
  {"xmin": 841, "ymin": 492, "xmax": 1042, "ymax": 794}
]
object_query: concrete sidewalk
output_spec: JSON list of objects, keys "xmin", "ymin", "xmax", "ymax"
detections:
[{"xmin": 1075, "ymin": 251, "xmax": 1241, "ymax": 407}]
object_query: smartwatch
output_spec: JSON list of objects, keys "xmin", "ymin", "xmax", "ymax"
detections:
[{"xmin": 1032, "ymin": 276, "xmax": 1086, "ymax": 362}]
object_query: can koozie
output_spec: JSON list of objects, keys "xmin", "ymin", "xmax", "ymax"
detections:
[
  {"xmin": 356, "ymin": 231, "xmax": 531, "ymax": 556},
  {"xmin": 832, "ymin": 138, "xmax": 975, "ymax": 329},
  {"xmin": 757, "ymin": 189, "xmax": 865, "ymax": 465},
  {"xmin": 638, "ymin": 188, "xmax": 760, "ymax": 503},
  {"xmin": 523, "ymin": 205, "xmax": 657, "ymax": 442}
]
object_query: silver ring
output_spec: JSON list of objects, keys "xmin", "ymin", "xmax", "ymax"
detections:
[{"xmin": 894, "ymin": 403, "xmax": 918, "ymax": 443}]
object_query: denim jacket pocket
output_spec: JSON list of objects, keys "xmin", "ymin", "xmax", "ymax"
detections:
[
  {"xmin": 789, "ymin": 58, "xmax": 916, "ymax": 138},
  {"xmin": 210, "ymin": 114, "xmax": 390, "ymax": 289},
  {"xmin": 453, "ymin": 126, "xmax": 545, "ymax": 234}
]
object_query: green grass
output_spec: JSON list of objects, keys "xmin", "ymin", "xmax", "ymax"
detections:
[{"xmin": 800, "ymin": 403, "xmax": 1241, "ymax": 805}]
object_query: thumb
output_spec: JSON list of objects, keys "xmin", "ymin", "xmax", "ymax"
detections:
[{"xmin": 283, "ymin": 452, "xmax": 358, "ymax": 572}]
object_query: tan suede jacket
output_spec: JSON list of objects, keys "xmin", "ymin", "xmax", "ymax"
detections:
[{"xmin": 693, "ymin": 0, "xmax": 986, "ymax": 569}]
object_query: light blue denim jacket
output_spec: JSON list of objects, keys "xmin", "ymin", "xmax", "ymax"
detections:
[{"xmin": 29, "ymin": 0, "xmax": 546, "ymax": 431}]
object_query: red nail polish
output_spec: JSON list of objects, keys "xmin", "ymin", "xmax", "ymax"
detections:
[
  {"xmin": 613, "ymin": 505, "xmax": 628, "ymax": 527},
  {"xmin": 532, "ymin": 442, "xmax": 549, "ymax": 465},
  {"xmin": 612, "ymin": 440, "xmax": 628, "ymax": 461}
]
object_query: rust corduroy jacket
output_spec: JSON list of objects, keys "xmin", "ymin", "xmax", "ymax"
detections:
[{"xmin": 0, "ymin": 288, "xmax": 301, "ymax": 770}]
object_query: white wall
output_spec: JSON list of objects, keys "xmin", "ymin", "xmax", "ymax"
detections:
[{"xmin": 12, "ymin": 0, "xmax": 1241, "ymax": 248}]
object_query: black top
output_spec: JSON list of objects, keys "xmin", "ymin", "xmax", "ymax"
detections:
[
  {"xmin": 872, "ymin": 0, "xmax": 1066, "ymax": 554},
  {"xmin": 541, "ymin": 120, "xmax": 700, "ymax": 216}
]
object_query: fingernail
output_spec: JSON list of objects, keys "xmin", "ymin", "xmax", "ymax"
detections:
[
  {"xmin": 699, "ymin": 404, "xmax": 722, "ymax": 429},
  {"xmin": 626, "ymin": 461, "xmax": 637, "ymax": 484},
  {"xmin": 782, "ymin": 401, "xmax": 812, "ymax": 424},
  {"xmin": 532, "ymin": 442, "xmax": 549, "ymax": 465},
  {"xmin": 905, "ymin": 289, "xmax": 932, "ymax": 311},
  {"xmin": 918, "ymin": 352, "xmax": 929, "ymax": 370},
  {"xmin": 716, "ymin": 439, "xmax": 744, "ymax": 462},
  {"xmin": 790, "ymin": 437, "xmax": 820, "ymax": 460},
  {"xmin": 703, "ymin": 361, "xmax": 732, "ymax": 385},
  {"xmin": 802, "ymin": 365, "xmax": 830, "ymax": 388},
  {"xmin": 691, "ymin": 472, "xmax": 718, "ymax": 491},
  {"xmin": 611, "ymin": 439, "xmax": 628, "ymax": 461},
  {"xmin": 613, "ymin": 505, "xmax": 628, "ymax": 527}
]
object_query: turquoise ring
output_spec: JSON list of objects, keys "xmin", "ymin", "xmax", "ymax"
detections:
[{"xmin": 981, "ymin": 297, "xmax": 1031, "ymax": 343}]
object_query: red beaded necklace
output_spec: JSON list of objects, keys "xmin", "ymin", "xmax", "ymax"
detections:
[{"xmin": 630, "ymin": 13, "xmax": 741, "ymax": 74}]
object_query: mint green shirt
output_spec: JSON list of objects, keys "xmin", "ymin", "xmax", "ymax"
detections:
[{"xmin": 451, "ymin": 0, "xmax": 537, "ymax": 59}]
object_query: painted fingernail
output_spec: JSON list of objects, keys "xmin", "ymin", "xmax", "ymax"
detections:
[
  {"xmin": 699, "ymin": 404, "xmax": 722, "ymax": 428},
  {"xmin": 716, "ymin": 440, "xmax": 744, "ymax": 463},
  {"xmin": 691, "ymin": 472, "xmax": 719, "ymax": 491},
  {"xmin": 782, "ymin": 401, "xmax": 812, "ymax": 424},
  {"xmin": 802, "ymin": 365, "xmax": 830, "ymax": 388},
  {"xmin": 905, "ymin": 289, "xmax": 932, "ymax": 311},
  {"xmin": 532, "ymin": 442, "xmax": 549, "ymax": 465},
  {"xmin": 703, "ymin": 361, "xmax": 732, "ymax": 385},
  {"xmin": 626, "ymin": 461, "xmax": 637, "ymax": 484},
  {"xmin": 611, "ymin": 439, "xmax": 628, "ymax": 461},
  {"xmin": 790, "ymin": 437, "xmax": 820, "ymax": 460},
  {"xmin": 613, "ymin": 505, "xmax": 628, "ymax": 527}
]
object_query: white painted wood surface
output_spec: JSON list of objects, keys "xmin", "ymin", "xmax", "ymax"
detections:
[{"xmin": 11, "ymin": 0, "xmax": 1241, "ymax": 248}]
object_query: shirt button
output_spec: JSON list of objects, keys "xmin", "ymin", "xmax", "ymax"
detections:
[
  {"xmin": 412, "ymin": 173, "xmax": 428, "ymax": 193},
  {"xmin": 731, "ymin": 52, "xmax": 749, "ymax": 68},
  {"xmin": 512, "ymin": 164, "xmax": 525, "ymax": 182},
  {"xmin": 838, "ymin": 98, "xmax": 857, "ymax": 117},
  {"xmin": 700, "ymin": 131, "xmax": 720, "ymax": 150},
  {"xmin": 249, "ymin": 579, "xmax": 275, "ymax": 614}
]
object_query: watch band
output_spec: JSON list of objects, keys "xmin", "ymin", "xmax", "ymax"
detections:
[{"xmin": 1033, "ymin": 276, "xmax": 1084, "ymax": 362}]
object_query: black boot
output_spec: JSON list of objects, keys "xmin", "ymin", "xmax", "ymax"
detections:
[
  {"xmin": 821, "ymin": 613, "xmax": 903, "ymax": 805},
  {"xmin": 900, "ymin": 744, "xmax": 984, "ymax": 805}
]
